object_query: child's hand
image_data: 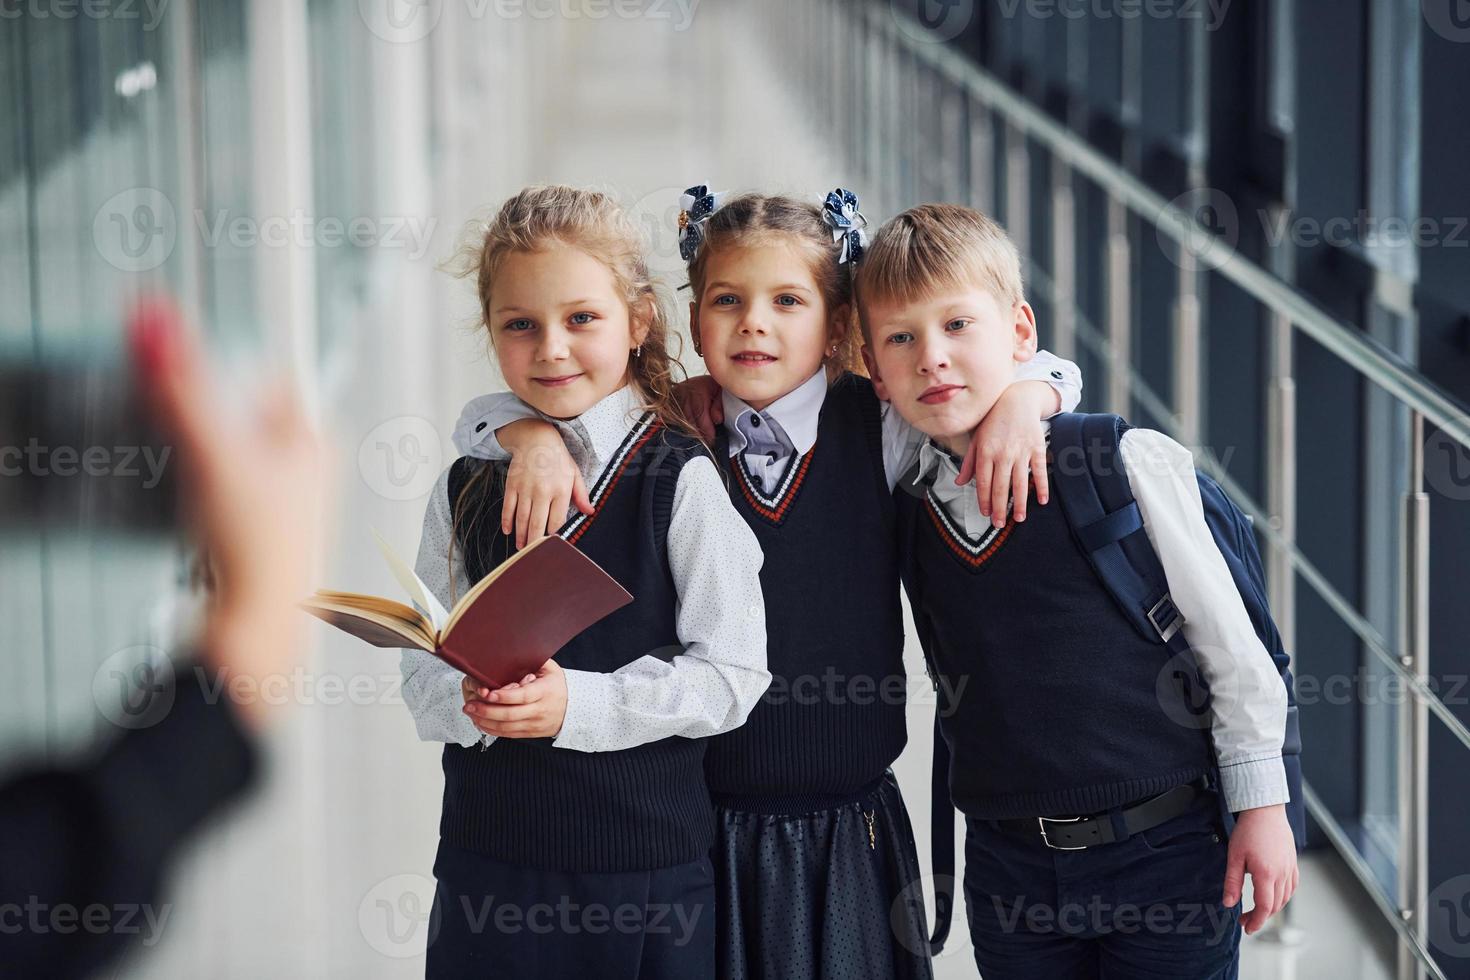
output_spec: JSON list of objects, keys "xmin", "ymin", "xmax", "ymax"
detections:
[
  {"xmin": 1223, "ymin": 803, "xmax": 1299, "ymax": 934},
  {"xmin": 673, "ymin": 375, "xmax": 723, "ymax": 441},
  {"xmin": 498, "ymin": 419, "xmax": 592, "ymax": 550},
  {"xmin": 460, "ymin": 674, "xmax": 497, "ymax": 707},
  {"xmin": 462, "ymin": 661, "xmax": 569, "ymax": 739},
  {"xmin": 957, "ymin": 381, "xmax": 1054, "ymax": 527}
]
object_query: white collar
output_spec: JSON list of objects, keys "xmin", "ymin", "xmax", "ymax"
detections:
[
  {"xmin": 913, "ymin": 438, "xmax": 963, "ymax": 490},
  {"xmin": 911, "ymin": 419, "xmax": 1053, "ymax": 490},
  {"xmin": 720, "ymin": 366, "xmax": 829, "ymax": 457}
]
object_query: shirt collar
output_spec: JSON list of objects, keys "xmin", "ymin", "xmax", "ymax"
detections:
[
  {"xmin": 910, "ymin": 419, "xmax": 1054, "ymax": 491},
  {"xmin": 720, "ymin": 366, "xmax": 829, "ymax": 458},
  {"xmin": 571, "ymin": 383, "xmax": 646, "ymax": 470},
  {"xmin": 913, "ymin": 438, "xmax": 963, "ymax": 490}
]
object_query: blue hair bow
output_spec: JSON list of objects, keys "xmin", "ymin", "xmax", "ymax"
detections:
[
  {"xmin": 822, "ymin": 187, "xmax": 868, "ymax": 265},
  {"xmin": 678, "ymin": 184, "xmax": 724, "ymax": 262}
]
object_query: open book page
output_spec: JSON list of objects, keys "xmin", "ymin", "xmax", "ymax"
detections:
[
  {"xmin": 301, "ymin": 593, "xmax": 437, "ymax": 650},
  {"xmin": 372, "ymin": 526, "xmax": 451, "ymax": 635}
]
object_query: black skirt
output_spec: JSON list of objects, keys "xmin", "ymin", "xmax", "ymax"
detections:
[{"xmin": 712, "ymin": 769, "xmax": 935, "ymax": 980}]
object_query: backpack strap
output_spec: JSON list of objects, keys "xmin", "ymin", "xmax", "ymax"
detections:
[
  {"xmin": 1047, "ymin": 414, "xmax": 1186, "ymax": 647},
  {"xmin": 927, "ymin": 703, "xmax": 956, "ymax": 954},
  {"xmin": 1047, "ymin": 413, "xmax": 1217, "ymax": 769}
]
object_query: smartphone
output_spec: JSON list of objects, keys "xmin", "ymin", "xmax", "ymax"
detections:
[{"xmin": 0, "ymin": 359, "xmax": 178, "ymax": 530}]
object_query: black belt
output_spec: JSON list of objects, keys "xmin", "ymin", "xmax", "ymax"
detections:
[{"xmin": 989, "ymin": 777, "xmax": 1209, "ymax": 851}]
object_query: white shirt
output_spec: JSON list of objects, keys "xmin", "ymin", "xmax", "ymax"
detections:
[
  {"xmin": 911, "ymin": 425, "xmax": 1291, "ymax": 812},
  {"xmin": 402, "ymin": 383, "xmax": 771, "ymax": 753}
]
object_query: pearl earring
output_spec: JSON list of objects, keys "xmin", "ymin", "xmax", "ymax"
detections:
[{"xmin": 635, "ymin": 344, "xmax": 642, "ymax": 357}]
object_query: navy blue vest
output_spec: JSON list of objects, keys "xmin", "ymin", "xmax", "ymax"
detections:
[
  {"xmin": 896, "ymin": 457, "xmax": 1213, "ymax": 819},
  {"xmin": 704, "ymin": 374, "xmax": 909, "ymax": 803},
  {"xmin": 442, "ymin": 418, "xmax": 715, "ymax": 872}
]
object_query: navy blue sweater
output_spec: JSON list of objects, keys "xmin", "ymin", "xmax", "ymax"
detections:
[
  {"xmin": 896, "ymin": 458, "xmax": 1213, "ymax": 819},
  {"xmin": 443, "ymin": 418, "xmax": 716, "ymax": 872},
  {"xmin": 704, "ymin": 374, "xmax": 909, "ymax": 803}
]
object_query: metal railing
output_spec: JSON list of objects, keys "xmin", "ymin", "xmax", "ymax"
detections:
[{"xmin": 775, "ymin": 1, "xmax": 1470, "ymax": 976}]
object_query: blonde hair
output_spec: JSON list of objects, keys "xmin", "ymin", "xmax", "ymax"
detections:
[
  {"xmin": 854, "ymin": 203, "xmax": 1024, "ymax": 339},
  {"xmin": 686, "ymin": 192, "xmax": 865, "ymax": 376},
  {"xmin": 444, "ymin": 184, "xmax": 698, "ymax": 600}
]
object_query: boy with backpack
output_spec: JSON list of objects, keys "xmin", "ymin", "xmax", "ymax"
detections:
[{"xmin": 854, "ymin": 203, "xmax": 1302, "ymax": 979}]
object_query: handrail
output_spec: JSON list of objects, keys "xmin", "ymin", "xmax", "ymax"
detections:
[
  {"xmin": 873, "ymin": 2, "xmax": 1470, "ymax": 451},
  {"xmin": 1302, "ymin": 783, "xmax": 1448, "ymax": 980},
  {"xmin": 826, "ymin": 6, "xmax": 1461, "ymax": 978}
]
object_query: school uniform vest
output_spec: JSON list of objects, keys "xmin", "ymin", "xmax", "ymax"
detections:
[
  {"xmin": 442, "ymin": 419, "xmax": 714, "ymax": 873},
  {"xmin": 896, "ymin": 464, "xmax": 1214, "ymax": 820},
  {"xmin": 703, "ymin": 374, "xmax": 909, "ymax": 802}
]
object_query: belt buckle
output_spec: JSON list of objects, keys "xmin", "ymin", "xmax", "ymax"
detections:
[{"xmin": 1037, "ymin": 816, "xmax": 1090, "ymax": 851}]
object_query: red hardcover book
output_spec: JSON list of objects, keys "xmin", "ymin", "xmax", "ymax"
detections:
[{"xmin": 300, "ymin": 531, "xmax": 632, "ymax": 688}]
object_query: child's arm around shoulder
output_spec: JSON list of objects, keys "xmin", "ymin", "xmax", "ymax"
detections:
[
  {"xmin": 880, "ymin": 349, "xmax": 1082, "ymax": 524},
  {"xmin": 551, "ymin": 452, "xmax": 771, "ymax": 753},
  {"xmin": 455, "ymin": 392, "xmax": 593, "ymax": 548}
]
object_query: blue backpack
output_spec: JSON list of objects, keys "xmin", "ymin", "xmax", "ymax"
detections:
[{"xmin": 922, "ymin": 412, "xmax": 1305, "ymax": 954}]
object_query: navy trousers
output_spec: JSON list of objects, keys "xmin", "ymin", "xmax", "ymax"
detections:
[
  {"xmin": 426, "ymin": 839, "xmax": 716, "ymax": 980},
  {"xmin": 962, "ymin": 790, "xmax": 1241, "ymax": 980}
]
